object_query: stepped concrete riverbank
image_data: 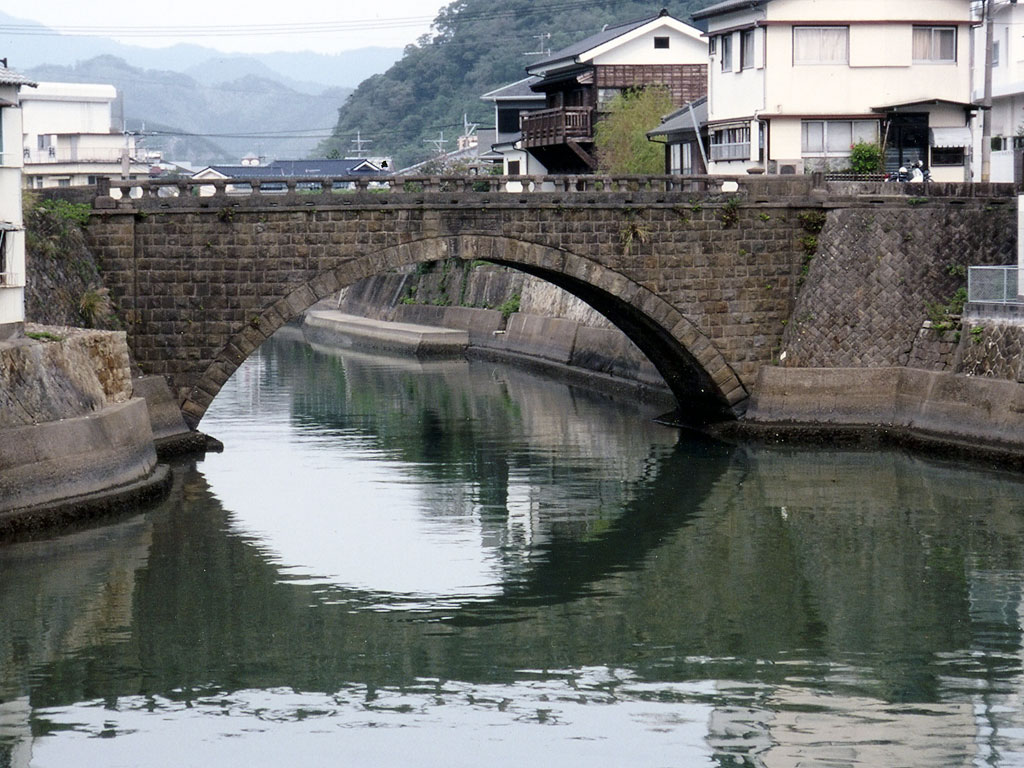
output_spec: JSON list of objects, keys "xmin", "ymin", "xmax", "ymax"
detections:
[{"xmin": 0, "ymin": 327, "xmax": 203, "ymax": 539}]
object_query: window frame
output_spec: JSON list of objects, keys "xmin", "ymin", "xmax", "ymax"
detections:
[
  {"xmin": 710, "ymin": 125, "xmax": 750, "ymax": 161},
  {"xmin": 653, "ymin": 36, "xmax": 670, "ymax": 50},
  {"xmin": 912, "ymin": 25, "xmax": 957, "ymax": 63},
  {"xmin": 720, "ymin": 33, "xmax": 733, "ymax": 72},
  {"xmin": 930, "ymin": 146, "xmax": 965, "ymax": 166},
  {"xmin": 740, "ymin": 28, "xmax": 756, "ymax": 70},
  {"xmin": 793, "ymin": 25, "xmax": 849, "ymax": 65},
  {"xmin": 801, "ymin": 119, "xmax": 880, "ymax": 158}
]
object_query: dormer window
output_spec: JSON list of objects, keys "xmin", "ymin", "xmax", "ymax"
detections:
[{"xmin": 654, "ymin": 36, "xmax": 670, "ymax": 49}]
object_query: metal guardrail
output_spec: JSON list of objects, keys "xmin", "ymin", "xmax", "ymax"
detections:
[{"xmin": 968, "ymin": 265, "xmax": 1022, "ymax": 304}]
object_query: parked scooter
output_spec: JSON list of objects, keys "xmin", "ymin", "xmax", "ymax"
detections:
[{"xmin": 885, "ymin": 160, "xmax": 931, "ymax": 183}]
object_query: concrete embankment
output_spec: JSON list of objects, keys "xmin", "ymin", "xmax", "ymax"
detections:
[
  {"xmin": 0, "ymin": 327, "xmax": 188, "ymax": 538},
  {"xmin": 302, "ymin": 308, "xmax": 673, "ymax": 405},
  {"xmin": 715, "ymin": 365, "xmax": 1024, "ymax": 468}
]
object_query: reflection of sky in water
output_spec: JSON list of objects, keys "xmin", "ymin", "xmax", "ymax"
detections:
[
  {"xmin": 199, "ymin": 415, "xmax": 505, "ymax": 605},
  {"xmin": 26, "ymin": 671, "xmax": 718, "ymax": 768}
]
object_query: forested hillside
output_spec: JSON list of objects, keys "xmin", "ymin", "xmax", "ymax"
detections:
[{"xmin": 319, "ymin": 0, "xmax": 718, "ymax": 169}]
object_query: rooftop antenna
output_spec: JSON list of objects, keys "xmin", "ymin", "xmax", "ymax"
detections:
[
  {"xmin": 524, "ymin": 32, "xmax": 551, "ymax": 56},
  {"xmin": 351, "ymin": 130, "xmax": 372, "ymax": 158}
]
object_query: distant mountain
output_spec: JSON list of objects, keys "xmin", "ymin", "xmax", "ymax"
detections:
[
  {"xmin": 26, "ymin": 56, "xmax": 353, "ymax": 165},
  {"xmin": 0, "ymin": 10, "xmax": 401, "ymax": 93}
]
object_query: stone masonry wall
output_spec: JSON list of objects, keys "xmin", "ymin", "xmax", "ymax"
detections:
[
  {"xmin": 958, "ymin": 321, "xmax": 1024, "ymax": 382},
  {"xmin": 84, "ymin": 185, "xmax": 813, "ymax": 424},
  {"xmin": 780, "ymin": 201, "xmax": 1016, "ymax": 368}
]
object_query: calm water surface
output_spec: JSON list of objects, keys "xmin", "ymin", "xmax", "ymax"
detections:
[{"xmin": 3, "ymin": 330, "xmax": 1024, "ymax": 766}]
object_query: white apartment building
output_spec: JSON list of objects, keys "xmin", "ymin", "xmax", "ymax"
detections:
[
  {"xmin": 692, "ymin": 0, "xmax": 976, "ymax": 181},
  {"xmin": 20, "ymin": 82, "xmax": 150, "ymax": 189},
  {"xmin": 972, "ymin": 0, "xmax": 1024, "ymax": 181},
  {"xmin": 0, "ymin": 66, "xmax": 35, "ymax": 341}
]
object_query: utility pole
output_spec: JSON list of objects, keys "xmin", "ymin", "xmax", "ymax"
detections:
[
  {"xmin": 424, "ymin": 131, "xmax": 448, "ymax": 155},
  {"xmin": 982, "ymin": 0, "xmax": 994, "ymax": 181},
  {"xmin": 351, "ymin": 130, "xmax": 372, "ymax": 158}
]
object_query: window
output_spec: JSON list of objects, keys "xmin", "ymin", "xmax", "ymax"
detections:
[
  {"xmin": 654, "ymin": 36, "xmax": 669, "ymax": 49},
  {"xmin": 681, "ymin": 143, "xmax": 694, "ymax": 175},
  {"xmin": 931, "ymin": 147, "xmax": 964, "ymax": 166},
  {"xmin": 497, "ymin": 108, "xmax": 521, "ymax": 134},
  {"xmin": 913, "ymin": 26, "xmax": 956, "ymax": 62},
  {"xmin": 709, "ymin": 36, "xmax": 717, "ymax": 54},
  {"xmin": 711, "ymin": 126, "xmax": 750, "ymax": 161},
  {"xmin": 793, "ymin": 26, "xmax": 849, "ymax": 64},
  {"xmin": 801, "ymin": 120, "xmax": 879, "ymax": 157},
  {"xmin": 507, "ymin": 160, "xmax": 521, "ymax": 175},
  {"xmin": 992, "ymin": 40, "xmax": 1000, "ymax": 67},
  {"xmin": 0, "ymin": 230, "xmax": 6, "ymax": 283},
  {"xmin": 670, "ymin": 143, "xmax": 681, "ymax": 174},
  {"xmin": 721, "ymin": 33, "xmax": 733, "ymax": 71},
  {"xmin": 57, "ymin": 178, "xmax": 71, "ymax": 187},
  {"xmin": 741, "ymin": 29, "xmax": 755, "ymax": 69}
]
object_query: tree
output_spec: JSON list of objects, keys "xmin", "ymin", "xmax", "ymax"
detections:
[{"xmin": 594, "ymin": 87, "xmax": 675, "ymax": 175}]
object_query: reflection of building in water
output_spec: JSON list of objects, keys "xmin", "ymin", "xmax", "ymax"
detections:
[
  {"xmin": 0, "ymin": 516, "xmax": 154, "ymax": 764},
  {"xmin": 0, "ymin": 697, "xmax": 32, "ymax": 768},
  {"xmin": 967, "ymin": 568, "xmax": 1024, "ymax": 766},
  {"xmin": 706, "ymin": 682, "xmax": 975, "ymax": 766}
]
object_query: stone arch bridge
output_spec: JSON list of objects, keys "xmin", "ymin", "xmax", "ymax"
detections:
[{"xmin": 80, "ymin": 174, "xmax": 1014, "ymax": 429}]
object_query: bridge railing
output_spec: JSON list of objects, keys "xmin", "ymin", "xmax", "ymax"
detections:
[{"xmin": 97, "ymin": 174, "xmax": 746, "ymax": 203}]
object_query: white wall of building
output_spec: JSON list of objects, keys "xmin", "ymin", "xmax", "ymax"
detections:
[
  {"xmin": 703, "ymin": 0, "xmax": 974, "ymax": 177},
  {"xmin": 19, "ymin": 81, "xmax": 143, "ymax": 188},
  {"xmin": 592, "ymin": 26, "xmax": 707, "ymax": 66},
  {"xmin": 0, "ymin": 79, "xmax": 28, "ymax": 336}
]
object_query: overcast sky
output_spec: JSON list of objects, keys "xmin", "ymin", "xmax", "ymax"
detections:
[{"xmin": 0, "ymin": 0, "xmax": 452, "ymax": 54}]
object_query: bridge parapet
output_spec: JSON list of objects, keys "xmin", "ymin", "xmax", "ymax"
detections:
[{"xmin": 95, "ymin": 174, "xmax": 822, "ymax": 211}]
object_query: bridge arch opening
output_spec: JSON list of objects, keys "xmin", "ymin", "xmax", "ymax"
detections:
[{"xmin": 183, "ymin": 235, "xmax": 746, "ymax": 429}]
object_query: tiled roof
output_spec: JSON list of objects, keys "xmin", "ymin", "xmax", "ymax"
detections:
[
  {"xmin": 691, "ymin": 0, "xmax": 769, "ymax": 21},
  {"xmin": 0, "ymin": 67, "xmax": 37, "ymax": 88},
  {"xmin": 481, "ymin": 76, "xmax": 545, "ymax": 101},
  {"xmin": 647, "ymin": 96, "xmax": 708, "ymax": 137},
  {"xmin": 201, "ymin": 158, "xmax": 384, "ymax": 178}
]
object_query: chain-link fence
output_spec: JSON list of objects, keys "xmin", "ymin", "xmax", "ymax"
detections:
[{"xmin": 968, "ymin": 265, "xmax": 1021, "ymax": 304}]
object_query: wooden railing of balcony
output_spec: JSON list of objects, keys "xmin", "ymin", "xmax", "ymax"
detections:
[{"xmin": 521, "ymin": 107, "xmax": 593, "ymax": 148}]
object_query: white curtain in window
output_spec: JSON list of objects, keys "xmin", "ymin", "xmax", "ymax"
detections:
[
  {"xmin": 914, "ymin": 27, "xmax": 956, "ymax": 61},
  {"xmin": 826, "ymin": 122, "xmax": 853, "ymax": 153},
  {"xmin": 852, "ymin": 121, "xmax": 879, "ymax": 144},
  {"xmin": 670, "ymin": 144, "xmax": 682, "ymax": 174},
  {"xmin": 794, "ymin": 27, "xmax": 848, "ymax": 63},
  {"xmin": 912, "ymin": 27, "xmax": 932, "ymax": 60},
  {"xmin": 802, "ymin": 121, "xmax": 824, "ymax": 152}
]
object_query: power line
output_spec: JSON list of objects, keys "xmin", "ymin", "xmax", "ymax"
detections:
[{"xmin": 0, "ymin": 0, "xmax": 615, "ymax": 40}]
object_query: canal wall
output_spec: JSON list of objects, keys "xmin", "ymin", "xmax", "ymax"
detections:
[
  {"xmin": 0, "ymin": 328, "xmax": 174, "ymax": 538},
  {"xmin": 321, "ymin": 263, "xmax": 668, "ymax": 396}
]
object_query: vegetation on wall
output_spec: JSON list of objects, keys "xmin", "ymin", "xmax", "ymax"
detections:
[{"xmin": 24, "ymin": 194, "xmax": 119, "ymax": 329}]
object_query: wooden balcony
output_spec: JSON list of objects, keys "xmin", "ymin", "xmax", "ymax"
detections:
[{"xmin": 521, "ymin": 107, "xmax": 593, "ymax": 149}]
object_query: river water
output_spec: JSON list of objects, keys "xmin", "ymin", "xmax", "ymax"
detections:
[{"xmin": 3, "ymin": 330, "xmax": 1024, "ymax": 767}]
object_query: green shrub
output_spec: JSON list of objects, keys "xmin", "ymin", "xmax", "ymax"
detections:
[{"xmin": 848, "ymin": 142, "xmax": 883, "ymax": 173}]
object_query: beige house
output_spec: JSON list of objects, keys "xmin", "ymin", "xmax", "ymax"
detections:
[
  {"xmin": 692, "ymin": 0, "xmax": 976, "ymax": 181},
  {"xmin": 0, "ymin": 65, "xmax": 35, "ymax": 341}
]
